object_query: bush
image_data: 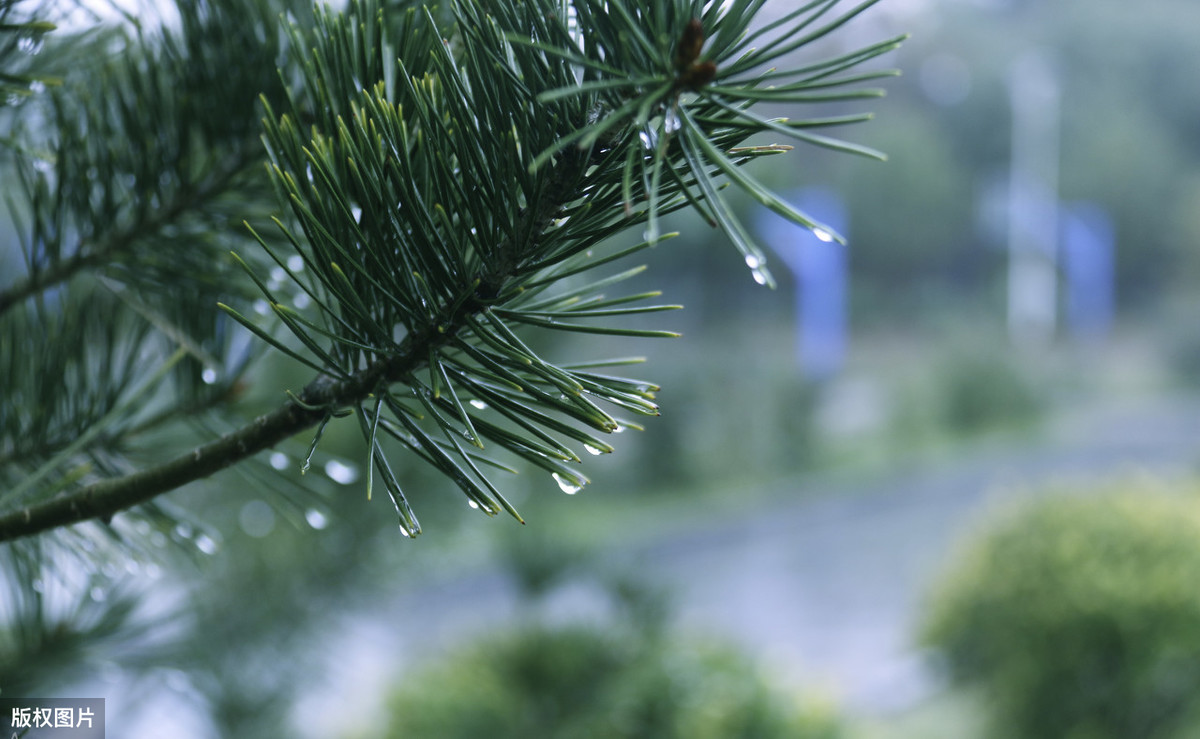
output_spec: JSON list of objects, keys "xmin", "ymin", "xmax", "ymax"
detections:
[
  {"xmin": 921, "ymin": 481, "xmax": 1200, "ymax": 739},
  {"xmin": 379, "ymin": 621, "xmax": 840, "ymax": 739}
]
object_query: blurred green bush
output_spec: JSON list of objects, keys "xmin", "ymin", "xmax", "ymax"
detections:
[
  {"xmin": 376, "ymin": 540, "xmax": 840, "ymax": 739},
  {"xmin": 379, "ymin": 622, "xmax": 841, "ymax": 739},
  {"xmin": 920, "ymin": 480, "xmax": 1200, "ymax": 739}
]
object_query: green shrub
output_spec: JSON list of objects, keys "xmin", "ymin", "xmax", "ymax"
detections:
[
  {"xmin": 921, "ymin": 480, "xmax": 1200, "ymax": 739},
  {"xmin": 379, "ymin": 622, "xmax": 841, "ymax": 739}
]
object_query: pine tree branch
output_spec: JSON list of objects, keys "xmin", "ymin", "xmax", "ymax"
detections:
[
  {"xmin": 0, "ymin": 154, "xmax": 255, "ymax": 319},
  {"xmin": 0, "ymin": 149, "xmax": 594, "ymax": 543}
]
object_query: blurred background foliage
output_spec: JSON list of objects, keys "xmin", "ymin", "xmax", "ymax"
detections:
[{"xmin": 5, "ymin": 0, "xmax": 1200, "ymax": 737}]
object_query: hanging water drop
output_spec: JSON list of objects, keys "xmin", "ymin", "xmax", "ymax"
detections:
[
  {"xmin": 751, "ymin": 269, "xmax": 768, "ymax": 286},
  {"xmin": 269, "ymin": 452, "xmax": 289, "ymax": 471},
  {"xmin": 305, "ymin": 509, "xmax": 329, "ymax": 530},
  {"xmin": 469, "ymin": 399, "xmax": 488, "ymax": 410},
  {"xmin": 468, "ymin": 500, "xmax": 480, "ymax": 509},
  {"xmin": 583, "ymin": 444, "xmax": 604, "ymax": 456},
  {"xmin": 324, "ymin": 459, "xmax": 359, "ymax": 485},
  {"xmin": 745, "ymin": 254, "xmax": 761, "ymax": 270},
  {"xmin": 90, "ymin": 586, "xmax": 107, "ymax": 602},
  {"xmin": 664, "ymin": 109, "xmax": 681, "ymax": 134},
  {"xmin": 201, "ymin": 367, "xmax": 219, "ymax": 385},
  {"xmin": 194, "ymin": 534, "xmax": 218, "ymax": 555},
  {"xmin": 639, "ymin": 128, "xmax": 658, "ymax": 151},
  {"xmin": 813, "ymin": 227, "xmax": 835, "ymax": 243},
  {"xmin": 552, "ymin": 472, "xmax": 583, "ymax": 495}
]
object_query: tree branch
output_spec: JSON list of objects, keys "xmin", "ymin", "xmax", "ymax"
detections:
[
  {"xmin": 0, "ymin": 148, "xmax": 596, "ymax": 543},
  {"xmin": 0, "ymin": 156, "xmax": 256, "ymax": 320},
  {"xmin": 0, "ymin": 342, "xmax": 422, "ymax": 543}
]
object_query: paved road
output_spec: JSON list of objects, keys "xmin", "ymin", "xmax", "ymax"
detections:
[{"xmin": 300, "ymin": 395, "xmax": 1200, "ymax": 735}]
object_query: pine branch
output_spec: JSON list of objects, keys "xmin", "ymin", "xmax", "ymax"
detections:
[
  {"xmin": 0, "ymin": 157, "xmax": 252, "ymax": 317},
  {"xmin": 0, "ymin": 145, "xmax": 596, "ymax": 543}
]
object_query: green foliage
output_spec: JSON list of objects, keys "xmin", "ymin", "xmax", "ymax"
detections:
[
  {"xmin": 921, "ymin": 480, "xmax": 1200, "ymax": 739},
  {"xmin": 0, "ymin": 0, "xmax": 899, "ymax": 541},
  {"xmin": 380, "ymin": 588, "xmax": 841, "ymax": 739}
]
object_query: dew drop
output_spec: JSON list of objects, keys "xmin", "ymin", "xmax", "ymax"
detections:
[
  {"xmin": 28, "ymin": 80, "xmax": 46, "ymax": 95},
  {"xmin": 201, "ymin": 367, "xmax": 219, "ymax": 385},
  {"xmin": 194, "ymin": 534, "xmax": 218, "ymax": 555},
  {"xmin": 744, "ymin": 254, "xmax": 761, "ymax": 270},
  {"xmin": 552, "ymin": 472, "xmax": 583, "ymax": 495},
  {"xmin": 468, "ymin": 500, "xmax": 479, "ymax": 509},
  {"xmin": 324, "ymin": 459, "xmax": 359, "ymax": 485},
  {"xmin": 664, "ymin": 109, "xmax": 681, "ymax": 134},
  {"xmin": 239, "ymin": 500, "xmax": 276, "ymax": 538},
  {"xmin": 174, "ymin": 522, "xmax": 195, "ymax": 540},
  {"xmin": 350, "ymin": 205, "xmax": 363, "ymax": 222},
  {"xmin": 398, "ymin": 524, "xmax": 411, "ymax": 537},
  {"xmin": 269, "ymin": 452, "xmax": 289, "ymax": 471},
  {"xmin": 89, "ymin": 586, "xmax": 107, "ymax": 602},
  {"xmin": 286, "ymin": 255, "xmax": 305, "ymax": 272},
  {"xmin": 469, "ymin": 399, "xmax": 488, "ymax": 410},
  {"xmin": 305, "ymin": 508, "xmax": 329, "ymax": 530},
  {"xmin": 751, "ymin": 269, "xmax": 768, "ymax": 286},
  {"xmin": 813, "ymin": 227, "xmax": 835, "ymax": 243},
  {"xmin": 639, "ymin": 129, "xmax": 658, "ymax": 151},
  {"xmin": 583, "ymin": 444, "xmax": 603, "ymax": 456}
]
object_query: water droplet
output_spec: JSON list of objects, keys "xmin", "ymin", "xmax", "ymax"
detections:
[
  {"xmin": 469, "ymin": 399, "xmax": 488, "ymax": 410},
  {"xmin": 583, "ymin": 444, "xmax": 604, "ymax": 456},
  {"xmin": 201, "ymin": 368, "xmax": 219, "ymax": 385},
  {"xmin": 813, "ymin": 227, "xmax": 835, "ymax": 243},
  {"xmin": 350, "ymin": 205, "xmax": 363, "ymax": 222},
  {"xmin": 89, "ymin": 586, "xmax": 107, "ymax": 602},
  {"xmin": 194, "ymin": 534, "xmax": 218, "ymax": 555},
  {"xmin": 552, "ymin": 472, "xmax": 583, "ymax": 495},
  {"xmin": 30, "ymin": 578, "xmax": 44, "ymax": 593},
  {"xmin": 253, "ymin": 299, "xmax": 270, "ymax": 316},
  {"xmin": 468, "ymin": 500, "xmax": 479, "ymax": 509},
  {"xmin": 28, "ymin": 80, "xmax": 46, "ymax": 94},
  {"xmin": 286, "ymin": 255, "xmax": 305, "ymax": 272},
  {"xmin": 639, "ymin": 128, "xmax": 658, "ymax": 150},
  {"xmin": 269, "ymin": 452, "xmax": 289, "ymax": 471},
  {"xmin": 664, "ymin": 109, "xmax": 681, "ymax": 134},
  {"xmin": 239, "ymin": 500, "xmax": 276, "ymax": 538},
  {"xmin": 174, "ymin": 522, "xmax": 194, "ymax": 540},
  {"xmin": 612, "ymin": 424, "xmax": 626, "ymax": 434},
  {"xmin": 324, "ymin": 459, "xmax": 359, "ymax": 485},
  {"xmin": 293, "ymin": 292, "xmax": 311, "ymax": 310},
  {"xmin": 751, "ymin": 269, "xmax": 768, "ymax": 286},
  {"xmin": 744, "ymin": 254, "xmax": 761, "ymax": 270},
  {"xmin": 32, "ymin": 158, "xmax": 53, "ymax": 174},
  {"xmin": 398, "ymin": 524, "xmax": 411, "ymax": 537},
  {"xmin": 268, "ymin": 266, "xmax": 286, "ymax": 289},
  {"xmin": 305, "ymin": 508, "xmax": 329, "ymax": 530}
]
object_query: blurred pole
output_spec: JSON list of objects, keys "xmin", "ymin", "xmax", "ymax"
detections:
[
  {"xmin": 1061, "ymin": 202, "xmax": 1115, "ymax": 342},
  {"xmin": 1007, "ymin": 51, "xmax": 1060, "ymax": 346},
  {"xmin": 757, "ymin": 187, "xmax": 848, "ymax": 380}
]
